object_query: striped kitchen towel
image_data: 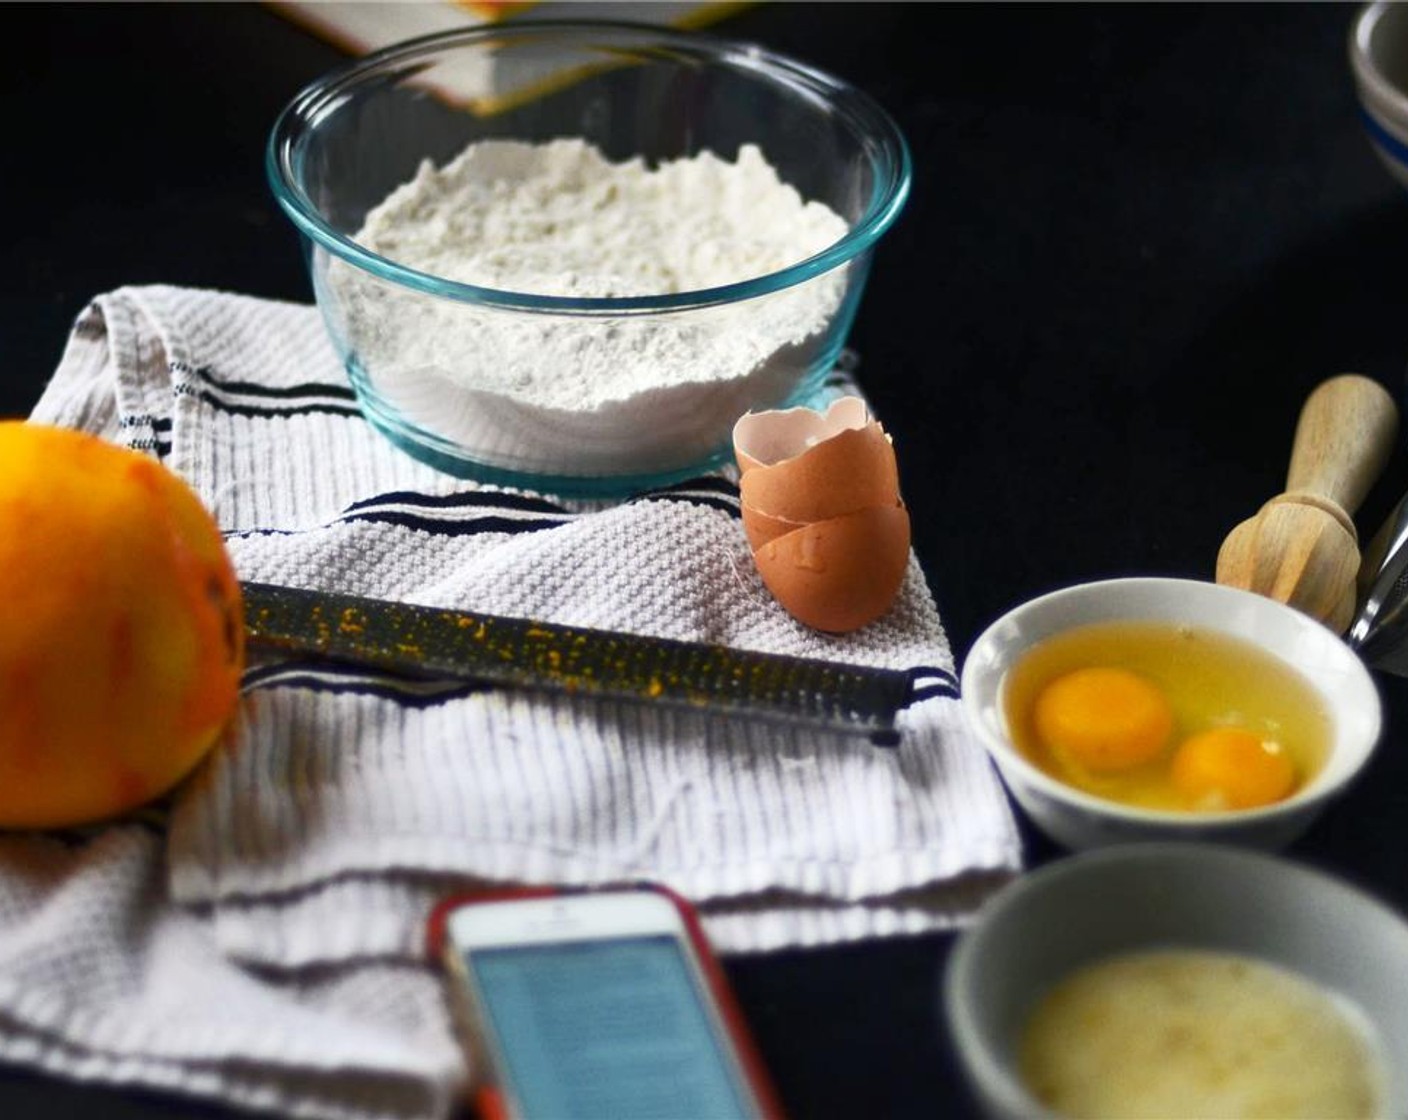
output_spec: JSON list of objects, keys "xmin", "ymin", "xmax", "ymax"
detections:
[{"xmin": 0, "ymin": 284, "xmax": 1022, "ymax": 1120}]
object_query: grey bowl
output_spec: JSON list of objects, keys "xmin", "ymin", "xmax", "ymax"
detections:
[
  {"xmin": 1351, "ymin": 0, "xmax": 1408, "ymax": 189},
  {"xmin": 943, "ymin": 843, "xmax": 1408, "ymax": 1119}
]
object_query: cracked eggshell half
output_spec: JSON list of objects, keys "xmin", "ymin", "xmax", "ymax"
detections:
[
  {"xmin": 753, "ymin": 506, "xmax": 912, "ymax": 633},
  {"xmin": 735, "ymin": 397, "xmax": 899, "ymax": 523},
  {"xmin": 733, "ymin": 395, "xmax": 872, "ymax": 477},
  {"xmin": 733, "ymin": 395, "xmax": 911, "ymax": 633},
  {"xmin": 741, "ymin": 424, "xmax": 901, "ymax": 523},
  {"xmin": 739, "ymin": 505, "xmax": 809, "ymax": 553}
]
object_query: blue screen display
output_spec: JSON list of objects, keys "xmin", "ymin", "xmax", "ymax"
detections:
[{"xmin": 469, "ymin": 935, "xmax": 754, "ymax": 1119}]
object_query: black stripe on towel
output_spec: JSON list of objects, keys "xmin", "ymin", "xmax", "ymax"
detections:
[
  {"xmin": 126, "ymin": 436, "xmax": 167, "ymax": 456},
  {"xmin": 170, "ymin": 361, "xmax": 364, "ymax": 420},
  {"xmin": 630, "ymin": 475, "xmax": 742, "ymax": 519},
  {"xmin": 224, "ymin": 526, "xmax": 298, "ymax": 540},
  {"xmin": 179, "ymin": 385, "xmax": 365, "ymax": 422},
  {"xmin": 115, "ymin": 413, "xmax": 174, "ymax": 460},
  {"xmin": 176, "ymin": 361, "xmax": 358, "ymax": 402},
  {"xmin": 906, "ymin": 665, "xmax": 961, "ymax": 703},
  {"xmin": 223, "ymin": 490, "xmax": 578, "ymax": 541},
  {"xmin": 243, "ymin": 658, "xmax": 493, "ymax": 708},
  {"xmin": 341, "ymin": 510, "xmax": 574, "ymax": 537},
  {"xmin": 118, "ymin": 413, "xmax": 172, "ymax": 433},
  {"xmin": 343, "ymin": 489, "xmax": 572, "ymax": 516},
  {"xmin": 227, "ymin": 493, "xmax": 735, "ymax": 538}
]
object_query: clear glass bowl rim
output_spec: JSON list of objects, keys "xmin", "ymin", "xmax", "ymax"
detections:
[{"xmin": 266, "ymin": 18, "xmax": 913, "ymax": 315}]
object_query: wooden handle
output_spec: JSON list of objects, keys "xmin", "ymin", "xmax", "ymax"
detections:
[
  {"xmin": 1217, "ymin": 373, "xmax": 1398, "ymax": 633},
  {"xmin": 1285, "ymin": 374, "xmax": 1398, "ymax": 518}
]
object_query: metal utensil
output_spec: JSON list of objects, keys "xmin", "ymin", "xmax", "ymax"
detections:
[
  {"xmin": 1348, "ymin": 490, "xmax": 1408, "ymax": 672},
  {"xmin": 240, "ymin": 581, "xmax": 949, "ymax": 746}
]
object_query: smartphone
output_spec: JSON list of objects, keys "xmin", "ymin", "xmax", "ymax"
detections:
[{"xmin": 429, "ymin": 885, "xmax": 783, "ymax": 1120}]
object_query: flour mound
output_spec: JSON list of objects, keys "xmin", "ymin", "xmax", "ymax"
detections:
[
  {"xmin": 358, "ymin": 139, "xmax": 846, "ymax": 299},
  {"xmin": 329, "ymin": 138, "xmax": 852, "ymax": 477}
]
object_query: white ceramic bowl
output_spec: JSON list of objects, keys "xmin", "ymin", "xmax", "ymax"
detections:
[
  {"xmin": 943, "ymin": 843, "xmax": 1408, "ymax": 1120},
  {"xmin": 1350, "ymin": 1, "xmax": 1408, "ymax": 190},
  {"xmin": 960, "ymin": 577, "xmax": 1381, "ymax": 851}
]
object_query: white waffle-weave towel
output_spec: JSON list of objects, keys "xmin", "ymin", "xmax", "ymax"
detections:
[{"xmin": 0, "ymin": 284, "xmax": 1023, "ymax": 1120}]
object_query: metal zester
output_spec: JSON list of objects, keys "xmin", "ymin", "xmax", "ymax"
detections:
[{"xmin": 240, "ymin": 582, "xmax": 948, "ymax": 746}]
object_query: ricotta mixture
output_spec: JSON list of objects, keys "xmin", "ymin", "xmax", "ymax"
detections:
[
  {"xmin": 1019, "ymin": 949, "xmax": 1385, "ymax": 1119},
  {"xmin": 328, "ymin": 138, "xmax": 851, "ymax": 478}
]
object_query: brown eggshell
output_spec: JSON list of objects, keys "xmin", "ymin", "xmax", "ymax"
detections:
[
  {"xmin": 733, "ymin": 396, "xmax": 871, "ymax": 476},
  {"xmin": 741, "ymin": 505, "xmax": 808, "ymax": 552},
  {"xmin": 752, "ymin": 504, "xmax": 911, "ymax": 633},
  {"xmin": 740, "ymin": 424, "xmax": 900, "ymax": 524}
]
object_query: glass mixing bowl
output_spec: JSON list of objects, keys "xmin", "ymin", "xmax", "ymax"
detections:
[{"xmin": 267, "ymin": 20, "xmax": 910, "ymax": 497}]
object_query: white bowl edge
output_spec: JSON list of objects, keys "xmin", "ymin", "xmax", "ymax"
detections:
[
  {"xmin": 943, "ymin": 841, "xmax": 1408, "ymax": 1119},
  {"xmin": 959, "ymin": 577, "xmax": 1383, "ymax": 850}
]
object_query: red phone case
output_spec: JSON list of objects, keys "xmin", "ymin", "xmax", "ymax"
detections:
[{"xmin": 426, "ymin": 882, "xmax": 786, "ymax": 1120}]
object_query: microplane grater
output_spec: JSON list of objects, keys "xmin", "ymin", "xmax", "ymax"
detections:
[{"xmin": 240, "ymin": 582, "xmax": 954, "ymax": 746}]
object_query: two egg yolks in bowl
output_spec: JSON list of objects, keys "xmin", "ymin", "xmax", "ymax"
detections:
[{"xmin": 1002, "ymin": 621, "xmax": 1332, "ymax": 813}]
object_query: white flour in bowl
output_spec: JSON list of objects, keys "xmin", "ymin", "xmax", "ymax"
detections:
[{"xmin": 325, "ymin": 138, "xmax": 852, "ymax": 480}]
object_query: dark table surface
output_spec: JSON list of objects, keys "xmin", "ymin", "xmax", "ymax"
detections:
[{"xmin": 4, "ymin": 2, "xmax": 1407, "ymax": 1118}]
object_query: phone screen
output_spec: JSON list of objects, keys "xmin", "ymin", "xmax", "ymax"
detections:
[{"xmin": 465, "ymin": 933, "xmax": 756, "ymax": 1119}]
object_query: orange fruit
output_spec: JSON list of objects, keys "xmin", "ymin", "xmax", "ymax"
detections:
[{"xmin": 0, "ymin": 421, "xmax": 244, "ymax": 828}]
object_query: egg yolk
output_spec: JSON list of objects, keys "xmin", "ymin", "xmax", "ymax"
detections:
[
  {"xmin": 1170, "ymin": 728, "xmax": 1296, "ymax": 810},
  {"xmin": 1033, "ymin": 667, "xmax": 1174, "ymax": 772}
]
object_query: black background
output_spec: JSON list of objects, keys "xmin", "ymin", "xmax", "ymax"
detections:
[{"xmin": 4, "ymin": 3, "xmax": 1407, "ymax": 1118}]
